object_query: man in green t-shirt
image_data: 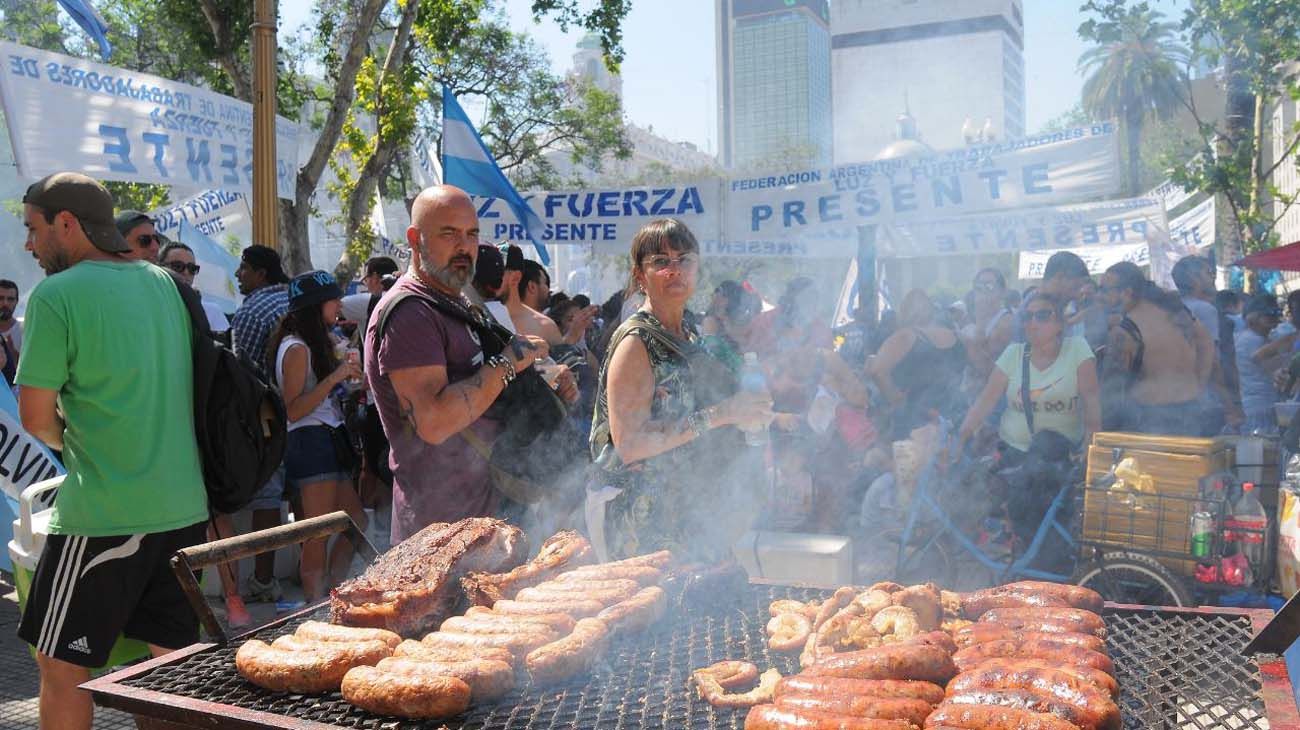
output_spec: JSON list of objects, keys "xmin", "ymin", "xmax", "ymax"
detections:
[{"xmin": 16, "ymin": 172, "xmax": 209, "ymax": 730}]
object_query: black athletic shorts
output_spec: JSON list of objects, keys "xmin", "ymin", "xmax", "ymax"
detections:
[{"xmin": 18, "ymin": 521, "xmax": 206, "ymax": 667}]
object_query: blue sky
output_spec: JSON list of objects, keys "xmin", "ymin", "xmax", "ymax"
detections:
[{"xmin": 279, "ymin": 0, "xmax": 1191, "ymax": 153}]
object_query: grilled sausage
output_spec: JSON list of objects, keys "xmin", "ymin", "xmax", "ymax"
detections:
[
  {"xmin": 492, "ymin": 597, "xmax": 606, "ymax": 619},
  {"xmin": 947, "ymin": 665, "xmax": 1120, "ymax": 726},
  {"xmin": 235, "ymin": 639, "xmax": 390, "ymax": 693},
  {"xmin": 597, "ymin": 586, "xmax": 667, "ymax": 634},
  {"xmin": 525, "ymin": 617, "xmax": 611, "ymax": 685},
  {"xmin": 808, "ymin": 643, "xmax": 958, "ymax": 683},
  {"xmin": 291, "ymin": 620, "xmax": 401, "ymax": 648},
  {"xmin": 952, "ymin": 639, "xmax": 1115, "ymax": 676},
  {"xmin": 943, "ymin": 687, "xmax": 1119, "ymax": 730},
  {"xmin": 376, "ymin": 656, "xmax": 515, "ymax": 702},
  {"xmin": 421, "ymin": 629, "xmax": 553, "ymax": 660},
  {"xmin": 745, "ymin": 704, "xmax": 919, "ymax": 730},
  {"xmin": 891, "ymin": 584, "xmax": 943, "ymax": 632},
  {"xmin": 775, "ymin": 676, "xmax": 945, "ymax": 705},
  {"xmin": 695, "ymin": 660, "xmax": 761, "ymax": 690},
  {"xmin": 438, "ymin": 615, "xmax": 562, "ymax": 641},
  {"xmin": 391, "ymin": 639, "xmax": 514, "ymax": 664},
  {"xmin": 978, "ymin": 607, "xmax": 1106, "ymax": 637},
  {"xmin": 924, "ymin": 703, "xmax": 1083, "ymax": 730},
  {"xmin": 531, "ymin": 577, "xmax": 641, "ymax": 592},
  {"xmin": 960, "ymin": 587, "xmax": 1070, "ymax": 619},
  {"xmin": 955, "ymin": 657, "xmax": 1118, "ymax": 698},
  {"xmin": 555, "ymin": 565, "xmax": 664, "ymax": 585},
  {"xmin": 515, "ymin": 582, "xmax": 640, "ymax": 606},
  {"xmin": 954, "ymin": 624, "xmax": 1106, "ymax": 653},
  {"xmin": 904, "ymin": 631, "xmax": 957, "ymax": 655},
  {"xmin": 457, "ymin": 607, "xmax": 577, "ymax": 634},
  {"xmin": 1000, "ymin": 581, "xmax": 1104, "ymax": 613},
  {"xmin": 340, "ymin": 666, "xmax": 470, "ymax": 720},
  {"xmin": 775, "ymin": 694, "xmax": 933, "ymax": 725}
]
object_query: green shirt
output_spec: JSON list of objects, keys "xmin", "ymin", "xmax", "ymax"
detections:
[
  {"xmin": 996, "ymin": 335, "xmax": 1095, "ymax": 453},
  {"xmin": 16, "ymin": 260, "xmax": 208, "ymax": 536}
]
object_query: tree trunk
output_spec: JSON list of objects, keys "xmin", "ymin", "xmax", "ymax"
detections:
[
  {"xmin": 334, "ymin": 0, "xmax": 421, "ymax": 280},
  {"xmin": 1245, "ymin": 92, "xmax": 1268, "ymax": 252},
  {"xmin": 1125, "ymin": 105, "xmax": 1143, "ymax": 197},
  {"xmin": 196, "ymin": 0, "xmax": 251, "ymax": 100}
]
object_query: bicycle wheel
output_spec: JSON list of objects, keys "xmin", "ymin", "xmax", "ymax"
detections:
[
  {"xmin": 868, "ymin": 525, "xmax": 955, "ymax": 587},
  {"xmin": 1073, "ymin": 551, "xmax": 1193, "ymax": 607}
]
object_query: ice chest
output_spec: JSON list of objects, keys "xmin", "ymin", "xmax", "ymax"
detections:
[
  {"xmin": 8, "ymin": 476, "xmax": 149, "ymax": 670},
  {"xmin": 733, "ymin": 530, "xmax": 854, "ymax": 587}
]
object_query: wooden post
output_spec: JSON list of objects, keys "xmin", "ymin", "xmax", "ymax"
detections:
[{"xmin": 251, "ymin": 0, "xmax": 279, "ymax": 251}]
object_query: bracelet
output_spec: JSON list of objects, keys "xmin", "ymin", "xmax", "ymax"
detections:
[
  {"xmin": 487, "ymin": 355, "xmax": 516, "ymax": 386},
  {"xmin": 686, "ymin": 408, "xmax": 713, "ymax": 438}
]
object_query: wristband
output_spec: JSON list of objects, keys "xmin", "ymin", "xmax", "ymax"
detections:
[
  {"xmin": 486, "ymin": 355, "xmax": 516, "ymax": 386},
  {"xmin": 686, "ymin": 408, "xmax": 713, "ymax": 438}
]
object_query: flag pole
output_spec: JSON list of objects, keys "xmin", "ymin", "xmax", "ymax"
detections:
[{"xmin": 251, "ymin": 0, "xmax": 279, "ymax": 253}]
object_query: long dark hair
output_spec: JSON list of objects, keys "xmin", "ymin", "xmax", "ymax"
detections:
[
  {"xmin": 1105, "ymin": 261, "xmax": 1196, "ymax": 340},
  {"xmin": 266, "ymin": 306, "xmax": 337, "ymax": 386}
]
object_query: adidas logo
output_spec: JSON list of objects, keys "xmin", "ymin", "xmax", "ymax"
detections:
[{"xmin": 67, "ymin": 636, "xmax": 91, "ymax": 654}]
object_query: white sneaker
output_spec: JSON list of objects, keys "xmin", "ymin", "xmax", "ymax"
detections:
[{"xmin": 245, "ymin": 575, "xmax": 283, "ymax": 603}]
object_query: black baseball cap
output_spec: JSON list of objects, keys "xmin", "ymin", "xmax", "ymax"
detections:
[
  {"xmin": 288, "ymin": 270, "xmax": 344, "ymax": 312},
  {"xmin": 22, "ymin": 172, "xmax": 131, "ymax": 254},
  {"xmin": 114, "ymin": 209, "xmax": 154, "ymax": 235},
  {"xmin": 1245, "ymin": 294, "xmax": 1282, "ymax": 318},
  {"xmin": 240, "ymin": 245, "xmax": 290, "ymax": 284},
  {"xmin": 475, "ymin": 244, "xmax": 505, "ymax": 290},
  {"xmin": 499, "ymin": 242, "xmax": 525, "ymax": 271}
]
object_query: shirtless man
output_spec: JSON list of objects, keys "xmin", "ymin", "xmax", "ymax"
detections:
[
  {"xmin": 500, "ymin": 245, "xmax": 565, "ymax": 344},
  {"xmin": 1099, "ymin": 262, "xmax": 1213, "ymax": 435}
]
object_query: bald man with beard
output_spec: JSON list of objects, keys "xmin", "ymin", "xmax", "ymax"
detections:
[{"xmin": 364, "ymin": 186, "xmax": 549, "ymax": 542}]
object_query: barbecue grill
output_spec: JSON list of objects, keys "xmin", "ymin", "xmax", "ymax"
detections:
[{"xmin": 82, "ymin": 585, "xmax": 1297, "ymax": 730}]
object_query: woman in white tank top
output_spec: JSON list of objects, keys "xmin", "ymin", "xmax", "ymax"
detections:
[{"xmin": 268, "ymin": 271, "xmax": 366, "ymax": 601}]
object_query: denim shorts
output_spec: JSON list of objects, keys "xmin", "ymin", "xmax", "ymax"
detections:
[
  {"xmin": 285, "ymin": 425, "xmax": 351, "ymax": 493},
  {"xmin": 244, "ymin": 465, "xmax": 286, "ymax": 512}
]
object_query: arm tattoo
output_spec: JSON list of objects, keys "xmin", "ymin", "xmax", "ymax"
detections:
[{"xmin": 400, "ymin": 395, "xmax": 417, "ymax": 431}]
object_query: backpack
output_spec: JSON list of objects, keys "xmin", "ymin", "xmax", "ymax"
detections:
[
  {"xmin": 372, "ymin": 288, "xmax": 584, "ymax": 505},
  {"xmin": 168, "ymin": 273, "xmax": 289, "ymax": 514}
]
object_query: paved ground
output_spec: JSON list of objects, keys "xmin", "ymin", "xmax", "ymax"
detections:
[{"xmin": 0, "ymin": 571, "xmax": 300, "ymax": 729}]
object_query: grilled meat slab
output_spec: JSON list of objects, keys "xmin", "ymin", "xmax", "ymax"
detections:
[{"xmin": 461, "ymin": 530, "xmax": 594, "ymax": 606}]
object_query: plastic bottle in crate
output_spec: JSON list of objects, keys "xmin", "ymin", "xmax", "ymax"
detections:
[
  {"xmin": 1225, "ymin": 482, "xmax": 1268, "ymax": 573},
  {"xmin": 739, "ymin": 352, "xmax": 768, "ymax": 447}
]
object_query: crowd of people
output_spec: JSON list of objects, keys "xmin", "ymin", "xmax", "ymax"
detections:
[{"xmin": 14, "ymin": 173, "xmax": 1300, "ymax": 729}]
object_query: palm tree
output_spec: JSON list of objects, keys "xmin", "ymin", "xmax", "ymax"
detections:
[{"xmin": 1078, "ymin": 8, "xmax": 1189, "ymax": 195}]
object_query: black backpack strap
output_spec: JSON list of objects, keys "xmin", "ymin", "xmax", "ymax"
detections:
[
  {"xmin": 1119, "ymin": 316, "xmax": 1144, "ymax": 375},
  {"xmin": 1021, "ymin": 342, "xmax": 1034, "ymax": 434},
  {"xmin": 165, "ymin": 268, "xmax": 213, "ymax": 340}
]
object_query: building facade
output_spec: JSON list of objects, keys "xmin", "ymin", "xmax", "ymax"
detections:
[
  {"xmin": 715, "ymin": 0, "xmax": 833, "ymax": 171},
  {"xmin": 831, "ymin": 0, "xmax": 1026, "ymax": 163}
]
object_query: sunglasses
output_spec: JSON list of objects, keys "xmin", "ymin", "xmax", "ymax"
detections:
[
  {"xmin": 137, "ymin": 234, "xmax": 162, "ymax": 248},
  {"xmin": 1021, "ymin": 309, "xmax": 1055, "ymax": 323},
  {"xmin": 973, "ymin": 281, "xmax": 1000, "ymax": 292},
  {"xmin": 642, "ymin": 253, "xmax": 699, "ymax": 272},
  {"xmin": 165, "ymin": 261, "xmax": 201, "ymax": 275}
]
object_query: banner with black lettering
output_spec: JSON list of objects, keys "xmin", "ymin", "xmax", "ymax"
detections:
[{"xmin": 0, "ymin": 41, "xmax": 301, "ymax": 198}]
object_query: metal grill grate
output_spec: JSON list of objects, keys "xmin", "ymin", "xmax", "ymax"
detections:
[{"xmin": 116, "ymin": 586, "xmax": 1271, "ymax": 730}]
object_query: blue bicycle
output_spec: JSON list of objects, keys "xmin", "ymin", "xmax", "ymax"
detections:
[{"xmin": 877, "ymin": 431, "xmax": 1192, "ymax": 605}]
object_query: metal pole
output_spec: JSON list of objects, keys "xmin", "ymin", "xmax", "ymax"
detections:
[{"xmin": 251, "ymin": 0, "xmax": 279, "ymax": 251}]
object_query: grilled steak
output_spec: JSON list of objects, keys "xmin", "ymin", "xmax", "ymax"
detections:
[
  {"xmin": 331, "ymin": 518, "xmax": 526, "ymax": 636},
  {"xmin": 462, "ymin": 530, "xmax": 594, "ymax": 606}
]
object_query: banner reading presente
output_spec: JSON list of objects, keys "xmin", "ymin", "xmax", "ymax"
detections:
[{"xmin": 0, "ymin": 41, "xmax": 301, "ymax": 198}]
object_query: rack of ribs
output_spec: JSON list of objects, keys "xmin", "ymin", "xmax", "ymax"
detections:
[
  {"xmin": 331, "ymin": 518, "xmax": 526, "ymax": 637},
  {"xmin": 461, "ymin": 530, "xmax": 595, "ymax": 607}
]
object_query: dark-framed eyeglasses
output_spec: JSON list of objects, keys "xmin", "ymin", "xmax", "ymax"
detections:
[
  {"xmin": 1021, "ymin": 308, "xmax": 1055, "ymax": 323},
  {"xmin": 165, "ymin": 261, "xmax": 201, "ymax": 275}
]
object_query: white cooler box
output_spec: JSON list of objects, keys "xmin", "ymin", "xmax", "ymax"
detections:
[
  {"xmin": 733, "ymin": 530, "xmax": 854, "ymax": 587},
  {"xmin": 8, "ymin": 476, "xmax": 150, "ymax": 669}
]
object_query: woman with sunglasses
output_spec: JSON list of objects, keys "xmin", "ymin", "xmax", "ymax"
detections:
[
  {"xmin": 158, "ymin": 242, "xmax": 230, "ymax": 334},
  {"xmin": 267, "ymin": 271, "xmax": 366, "ymax": 600},
  {"xmin": 957, "ymin": 291, "xmax": 1101, "ymax": 459},
  {"xmin": 589, "ymin": 219, "xmax": 773, "ymax": 561}
]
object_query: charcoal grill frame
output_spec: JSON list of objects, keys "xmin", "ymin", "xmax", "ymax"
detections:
[{"xmin": 81, "ymin": 596, "xmax": 1300, "ymax": 730}]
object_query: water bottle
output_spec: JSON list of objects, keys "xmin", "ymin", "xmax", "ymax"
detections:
[
  {"xmin": 739, "ymin": 352, "xmax": 768, "ymax": 447},
  {"xmin": 1225, "ymin": 482, "xmax": 1268, "ymax": 573}
]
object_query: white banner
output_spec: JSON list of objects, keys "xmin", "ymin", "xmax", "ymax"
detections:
[
  {"xmin": 151, "ymin": 188, "xmax": 251, "ymax": 242},
  {"xmin": 1019, "ymin": 243, "xmax": 1149, "ymax": 279},
  {"xmin": 1147, "ymin": 179, "xmax": 1196, "ymax": 215},
  {"xmin": 1170, "ymin": 196, "xmax": 1215, "ymax": 252},
  {"xmin": 0, "ymin": 42, "xmax": 300, "ymax": 198},
  {"xmin": 728, "ymin": 123, "xmax": 1121, "ymax": 238}
]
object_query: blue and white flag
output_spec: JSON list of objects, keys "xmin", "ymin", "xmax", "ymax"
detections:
[
  {"xmin": 176, "ymin": 219, "xmax": 242, "ymax": 312},
  {"xmin": 55, "ymin": 0, "xmax": 112, "ymax": 61},
  {"xmin": 441, "ymin": 85, "xmax": 549, "ymax": 264}
]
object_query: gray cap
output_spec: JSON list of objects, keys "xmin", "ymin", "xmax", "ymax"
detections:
[{"xmin": 22, "ymin": 173, "xmax": 131, "ymax": 254}]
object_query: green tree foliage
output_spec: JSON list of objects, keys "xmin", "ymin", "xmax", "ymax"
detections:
[{"xmin": 1078, "ymin": 3, "xmax": 1188, "ymax": 195}]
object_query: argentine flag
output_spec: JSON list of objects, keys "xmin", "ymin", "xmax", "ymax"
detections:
[
  {"xmin": 56, "ymin": 0, "xmax": 113, "ymax": 60},
  {"xmin": 441, "ymin": 86, "xmax": 549, "ymax": 264}
]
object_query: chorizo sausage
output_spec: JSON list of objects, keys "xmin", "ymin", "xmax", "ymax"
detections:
[
  {"xmin": 745, "ymin": 704, "xmax": 918, "ymax": 730},
  {"xmin": 340, "ymin": 666, "xmax": 470, "ymax": 720},
  {"xmin": 775, "ymin": 675, "xmax": 945, "ymax": 705},
  {"xmin": 808, "ymin": 643, "xmax": 958, "ymax": 683},
  {"xmin": 421, "ymin": 629, "xmax": 552, "ymax": 660},
  {"xmin": 954, "ymin": 624, "xmax": 1106, "ymax": 653},
  {"xmin": 235, "ymin": 639, "xmax": 390, "ymax": 693},
  {"xmin": 596, "ymin": 586, "xmax": 667, "ymax": 635},
  {"xmin": 947, "ymin": 665, "xmax": 1120, "ymax": 727},
  {"xmin": 978, "ymin": 606, "xmax": 1106, "ymax": 637},
  {"xmin": 924, "ymin": 703, "xmax": 1083, "ymax": 730},
  {"xmin": 375, "ymin": 656, "xmax": 515, "ymax": 702},
  {"xmin": 948, "ymin": 657, "xmax": 1119, "ymax": 698},
  {"xmin": 960, "ymin": 587, "xmax": 1070, "ymax": 619},
  {"xmin": 492, "ymin": 597, "xmax": 606, "ymax": 619},
  {"xmin": 952, "ymin": 639, "xmax": 1115, "ymax": 676},
  {"xmin": 438, "ymin": 616, "xmax": 562, "ymax": 641},
  {"xmin": 942, "ymin": 687, "xmax": 1119, "ymax": 730},
  {"xmin": 775, "ymin": 694, "xmax": 933, "ymax": 725},
  {"xmin": 293, "ymin": 620, "xmax": 401, "ymax": 649},
  {"xmin": 525, "ymin": 617, "xmax": 610, "ymax": 685},
  {"xmin": 555, "ymin": 564, "xmax": 664, "ymax": 585},
  {"xmin": 455, "ymin": 608, "xmax": 577, "ymax": 635},
  {"xmin": 391, "ymin": 639, "xmax": 514, "ymax": 665},
  {"xmin": 999, "ymin": 581, "xmax": 1104, "ymax": 613}
]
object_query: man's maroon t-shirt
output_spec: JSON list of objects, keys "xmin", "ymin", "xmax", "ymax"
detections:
[{"xmin": 365, "ymin": 275, "xmax": 502, "ymax": 544}]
